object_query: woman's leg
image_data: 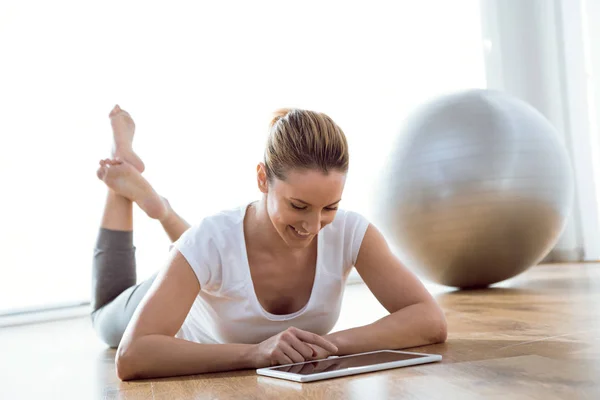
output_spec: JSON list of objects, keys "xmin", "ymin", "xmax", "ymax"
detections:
[
  {"xmin": 92, "ymin": 162, "xmax": 194, "ymax": 347},
  {"xmin": 159, "ymin": 197, "xmax": 191, "ymax": 242},
  {"xmin": 91, "ymin": 106, "xmax": 191, "ymax": 348},
  {"xmin": 91, "ymin": 187, "xmax": 142, "ymax": 348},
  {"xmin": 105, "ymin": 104, "xmax": 191, "ymax": 241},
  {"xmin": 92, "ymin": 188, "xmax": 135, "ymax": 313}
]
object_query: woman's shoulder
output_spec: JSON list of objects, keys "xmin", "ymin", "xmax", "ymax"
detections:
[
  {"xmin": 320, "ymin": 209, "xmax": 371, "ymax": 270},
  {"xmin": 202, "ymin": 204, "xmax": 246, "ymax": 229},
  {"xmin": 330, "ymin": 208, "xmax": 370, "ymax": 227},
  {"xmin": 321, "ymin": 208, "xmax": 370, "ymax": 243},
  {"xmin": 179, "ymin": 203, "xmax": 247, "ymax": 246}
]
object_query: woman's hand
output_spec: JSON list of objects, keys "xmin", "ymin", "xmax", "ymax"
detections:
[
  {"xmin": 250, "ymin": 327, "xmax": 338, "ymax": 368},
  {"xmin": 305, "ymin": 343, "xmax": 334, "ymax": 361}
]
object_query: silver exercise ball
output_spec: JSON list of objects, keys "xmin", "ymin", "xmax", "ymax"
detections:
[{"xmin": 376, "ymin": 89, "xmax": 574, "ymax": 289}]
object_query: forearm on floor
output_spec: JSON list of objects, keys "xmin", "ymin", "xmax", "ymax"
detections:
[
  {"xmin": 116, "ymin": 335, "xmax": 256, "ymax": 381},
  {"xmin": 324, "ymin": 301, "xmax": 447, "ymax": 356}
]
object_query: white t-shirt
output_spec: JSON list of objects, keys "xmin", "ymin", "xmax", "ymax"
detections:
[{"xmin": 172, "ymin": 202, "xmax": 370, "ymax": 345}]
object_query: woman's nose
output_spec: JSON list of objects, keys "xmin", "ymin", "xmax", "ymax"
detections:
[{"xmin": 302, "ymin": 214, "xmax": 322, "ymax": 234}]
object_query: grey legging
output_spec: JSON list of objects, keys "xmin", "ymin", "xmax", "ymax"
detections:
[{"xmin": 91, "ymin": 228, "xmax": 157, "ymax": 348}]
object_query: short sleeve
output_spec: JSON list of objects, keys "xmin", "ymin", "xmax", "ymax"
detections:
[
  {"xmin": 170, "ymin": 218, "xmax": 222, "ymax": 291},
  {"xmin": 343, "ymin": 211, "xmax": 371, "ymax": 266}
]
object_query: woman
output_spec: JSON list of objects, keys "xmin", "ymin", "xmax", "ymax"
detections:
[{"xmin": 93, "ymin": 105, "xmax": 447, "ymax": 381}]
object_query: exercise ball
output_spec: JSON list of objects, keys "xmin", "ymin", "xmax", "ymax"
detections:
[{"xmin": 376, "ymin": 89, "xmax": 574, "ymax": 289}]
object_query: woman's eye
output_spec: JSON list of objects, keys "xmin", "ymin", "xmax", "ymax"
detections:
[{"xmin": 290, "ymin": 203, "xmax": 338, "ymax": 211}]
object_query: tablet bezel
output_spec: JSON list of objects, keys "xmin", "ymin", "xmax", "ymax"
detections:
[{"xmin": 255, "ymin": 349, "xmax": 442, "ymax": 383}]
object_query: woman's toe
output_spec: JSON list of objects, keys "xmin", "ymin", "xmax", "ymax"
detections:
[
  {"xmin": 109, "ymin": 105, "xmax": 121, "ymax": 117},
  {"xmin": 96, "ymin": 165, "xmax": 107, "ymax": 180}
]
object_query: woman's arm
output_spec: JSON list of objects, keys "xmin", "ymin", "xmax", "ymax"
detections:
[
  {"xmin": 115, "ymin": 249, "xmax": 256, "ymax": 380},
  {"xmin": 324, "ymin": 224, "xmax": 447, "ymax": 355},
  {"xmin": 117, "ymin": 336, "xmax": 255, "ymax": 380}
]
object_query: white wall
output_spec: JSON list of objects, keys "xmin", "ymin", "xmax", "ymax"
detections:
[{"xmin": 0, "ymin": 0, "xmax": 487, "ymax": 314}]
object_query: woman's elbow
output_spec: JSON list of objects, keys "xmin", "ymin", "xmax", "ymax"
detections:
[
  {"xmin": 426, "ymin": 303, "xmax": 448, "ymax": 344},
  {"xmin": 433, "ymin": 314, "xmax": 448, "ymax": 344},
  {"xmin": 115, "ymin": 342, "xmax": 140, "ymax": 381}
]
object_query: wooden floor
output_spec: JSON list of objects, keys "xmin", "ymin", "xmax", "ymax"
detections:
[{"xmin": 2, "ymin": 264, "xmax": 600, "ymax": 399}]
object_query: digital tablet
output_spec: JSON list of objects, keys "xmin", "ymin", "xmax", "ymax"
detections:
[{"xmin": 256, "ymin": 350, "xmax": 442, "ymax": 383}]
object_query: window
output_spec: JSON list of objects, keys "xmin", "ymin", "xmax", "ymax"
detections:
[{"xmin": 0, "ymin": 0, "xmax": 486, "ymax": 315}]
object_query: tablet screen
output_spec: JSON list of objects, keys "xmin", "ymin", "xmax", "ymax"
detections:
[{"xmin": 268, "ymin": 351, "xmax": 429, "ymax": 376}]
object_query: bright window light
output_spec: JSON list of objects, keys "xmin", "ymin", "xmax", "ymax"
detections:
[{"xmin": 0, "ymin": 0, "xmax": 486, "ymax": 314}]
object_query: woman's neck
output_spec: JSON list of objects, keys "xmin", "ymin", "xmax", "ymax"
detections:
[{"xmin": 246, "ymin": 197, "xmax": 303, "ymax": 257}]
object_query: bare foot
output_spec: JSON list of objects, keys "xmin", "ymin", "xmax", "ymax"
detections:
[
  {"xmin": 97, "ymin": 158, "xmax": 167, "ymax": 220},
  {"xmin": 109, "ymin": 105, "xmax": 145, "ymax": 173}
]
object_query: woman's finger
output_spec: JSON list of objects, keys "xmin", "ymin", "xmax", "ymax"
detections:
[
  {"xmin": 293, "ymin": 328, "xmax": 338, "ymax": 353},
  {"xmin": 288, "ymin": 335, "xmax": 316, "ymax": 359},
  {"xmin": 278, "ymin": 341, "xmax": 306, "ymax": 364}
]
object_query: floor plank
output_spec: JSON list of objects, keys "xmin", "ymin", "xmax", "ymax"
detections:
[{"xmin": 1, "ymin": 263, "xmax": 599, "ymax": 399}]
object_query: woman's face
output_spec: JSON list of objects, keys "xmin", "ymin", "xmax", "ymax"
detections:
[{"xmin": 258, "ymin": 165, "xmax": 347, "ymax": 249}]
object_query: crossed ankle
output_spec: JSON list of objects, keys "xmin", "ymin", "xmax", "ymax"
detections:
[{"xmin": 157, "ymin": 206, "xmax": 173, "ymax": 223}]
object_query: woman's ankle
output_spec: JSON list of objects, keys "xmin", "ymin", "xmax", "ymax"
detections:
[
  {"xmin": 158, "ymin": 200, "xmax": 190, "ymax": 241},
  {"xmin": 107, "ymin": 188, "xmax": 131, "ymax": 203},
  {"xmin": 101, "ymin": 189, "xmax": 134, "ymax": 230},
  {"xmin": 156, "ymin": 197, "xmax": 172, "ymax": 222}
]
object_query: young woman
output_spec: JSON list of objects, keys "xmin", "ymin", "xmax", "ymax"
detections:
[{"xmin": 93, "ymin": 105, "xmax": 447, "ymax": 381}]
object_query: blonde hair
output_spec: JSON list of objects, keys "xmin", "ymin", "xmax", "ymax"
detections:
[{"xmin": 264, "ymin": 108, "xmax": 349, "ymax": 181}]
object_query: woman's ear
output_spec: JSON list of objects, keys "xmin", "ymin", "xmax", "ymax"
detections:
[{"xmin": 256, "ymin": 162, "xmax": 268, "ymax": 194}]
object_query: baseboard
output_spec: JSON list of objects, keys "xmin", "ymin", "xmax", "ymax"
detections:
[
  {"xmin": 0, "ymin": 304, "xmax": 90, "ymax": 328},
  {"xmin": 540, "ymin": 248, "xmax": 585, "ymax": 263}
]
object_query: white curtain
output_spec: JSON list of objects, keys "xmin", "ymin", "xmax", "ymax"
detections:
[
  {"xmin": 583, "ymin": 0, "xmax": 600, "ymax": 229},
  {"xmin": 479, "ymin": 0, "xmax": 600, "ymax": 262},
  {"xmin": 0, "ymin": 0, "xmax": 486, "ymax": 314}
]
